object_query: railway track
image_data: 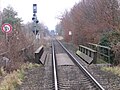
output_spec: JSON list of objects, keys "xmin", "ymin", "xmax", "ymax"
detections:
[{"xmin": 51, "ymin": 39, "xmax": 105, "ymax": 90}]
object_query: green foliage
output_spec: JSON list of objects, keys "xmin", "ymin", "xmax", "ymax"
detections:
[
  {"xmin": 3, "ymin": 17, "xmax": 18, "ymax": 25},
  {"xmin": 96, "ymin": 58, "xmax": 108, "ymax": 64},
  {"xmin": 99, "ymin": 31, "xmax": 120, "ymax": 47},
  {"xmin": 2, "ymin": 6, "xmax": 22, "ymax": 29},
  {"xmin": 0, "ymin": 6, "xmax": 23, "ymax": 37},
  {"xmin": 99, "ymin": 34, "xmax": 110, "ymax": 47},
  {"xmin": 99, "ymin": 31, "xmax": 120, "ymax": 64}
]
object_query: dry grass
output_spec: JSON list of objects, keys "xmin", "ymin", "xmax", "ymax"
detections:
[
  {"xmin": 0, "ymin": 67, "xmax": 7, "ymax": 76},
  {"xmin": 0, "ymin": 62, "xmax": 40, "ymax": 90},
  {"xmin": 0, "ymin": 69, "xmax": 23, "ymax": 90},
  {"xmin": 101, "ymin": 66, "xmax": 120, "ymax": 76},
  {"xmin": 21, "ymin": 62, "xmax": 40, "ymax": 70}
]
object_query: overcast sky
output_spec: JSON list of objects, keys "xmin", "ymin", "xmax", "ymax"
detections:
[{"xmin": 0, "ymin": 0, "xmax": 80, "ymax": 30}]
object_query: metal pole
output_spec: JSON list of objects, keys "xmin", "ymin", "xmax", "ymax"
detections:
[
  {"xmin": 33, "ymin": 4, "xmax": 37, "ymax": 39},
  {"xmin": 5, "ymin": 33, "xmax": 8, "ymax": 47},
  {"xmin": 35, "ymin": 20, "xmax": 37, "ymax": 38}
]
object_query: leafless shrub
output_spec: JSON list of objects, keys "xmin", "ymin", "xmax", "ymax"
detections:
[{"xmin": 112, "ymin": 43, "xmax": 120, "ymax": 65}]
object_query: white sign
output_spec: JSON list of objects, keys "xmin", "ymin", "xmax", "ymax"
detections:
[
  {"xmin": 69, "ymin": 31, "xmax": 72, "ymax": 35},
  {"xmin": 1, "ymin": 23, "xmax": 12, "ymax": 33},
  {"xmin": 36, "ymin": 34, "xmax": 40, "ymax": 39}
]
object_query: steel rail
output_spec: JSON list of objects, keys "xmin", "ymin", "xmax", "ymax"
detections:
[
  {"xmin": 57, "ymin": 40, "xmax": 105, "ymax": 90},
  {"xmin": 52, "ymin": 41, "xmax": 59, "ymax": 90}
]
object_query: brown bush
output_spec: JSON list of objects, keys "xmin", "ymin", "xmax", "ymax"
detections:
[{"xmin": 112, "ymin": 43, "xmax": 120, "ymax": 65}]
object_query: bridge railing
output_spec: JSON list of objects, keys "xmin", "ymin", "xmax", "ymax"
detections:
[
  {"xmin": 88, "ymin": 43, "xmax": 112, "ymax": 64},
  {"xmin": 77, "ymin": 45, "xmax": 97, "ymax": 64}
]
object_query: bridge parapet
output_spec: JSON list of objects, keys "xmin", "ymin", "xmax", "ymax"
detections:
[
  {"xmin": 88, "ymin": 43, "xmax": 111, "ymax": 64},
  {"xmin": 76, "ymin": 45, "xmax": 97, "ymax": 64}
]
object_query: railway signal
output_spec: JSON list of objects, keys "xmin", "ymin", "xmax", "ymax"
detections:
[
  {"xmin": 32, "ymin": 29, "xmax": 39, "ymax": 34},
  {"xmin": 32, "ymin": 4, "xmax": 39, "ymax": 36},
  {"xmin": 33, "ymin": 4, "xmax": 37, "ymax": 13}
]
